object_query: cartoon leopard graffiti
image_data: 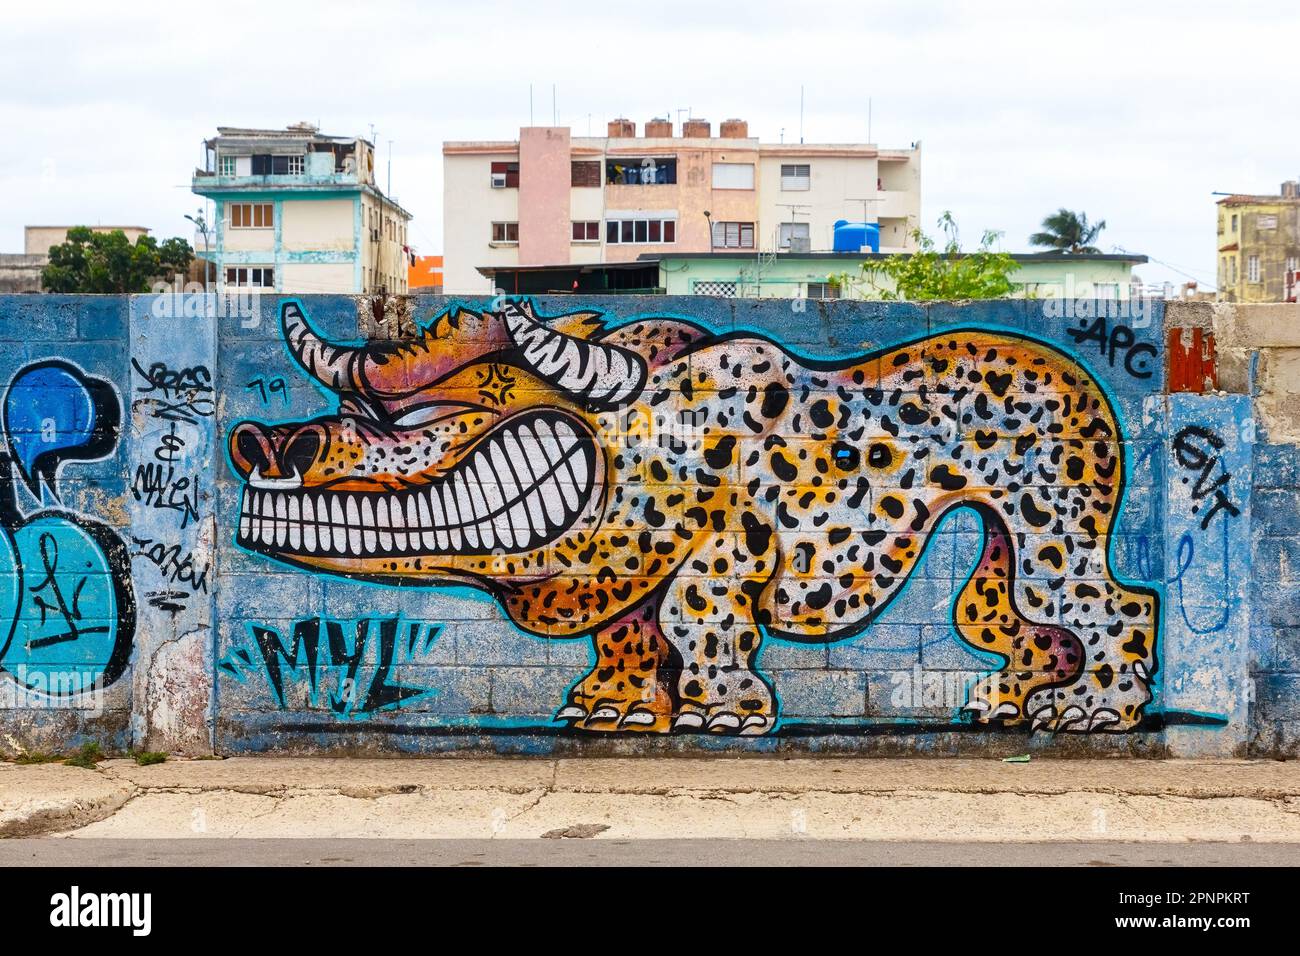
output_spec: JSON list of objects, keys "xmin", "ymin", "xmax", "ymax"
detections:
[{"xmin": 229, "ymin": 299, "xmax": 1159, "ymax": 735}]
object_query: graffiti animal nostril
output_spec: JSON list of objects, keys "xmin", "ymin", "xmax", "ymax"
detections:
[
  {"xmin": 279, "ymin": 429, "xmax": 322, "ymax": 480},
  {"xmin": 232, "ymin": 424, "xmax": 274, "ymax": 478}
]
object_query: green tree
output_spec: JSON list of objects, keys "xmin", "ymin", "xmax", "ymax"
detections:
[
  {"xmin": 862, "ymin": 212, "xmax": 1017, "ymax": 300},
  {"xmin": 41, "ymin": 228, "xmax": 193, "ymax": 293},
  {"xmin": 1029, "ymin": 208, "xmax": 1106, "ymax": 254}
]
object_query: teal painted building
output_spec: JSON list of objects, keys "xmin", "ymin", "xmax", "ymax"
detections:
[
  {"xmin": 650, "ymin": 251, "xmax": 1148, "ymax": 300},
  {"xmin": 192, "ymin": 124, "xmax": 412, "ymax": 295}
]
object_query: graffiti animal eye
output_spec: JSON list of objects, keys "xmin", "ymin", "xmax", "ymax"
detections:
[{"xmin": 391, "ymin": 405, "xmax": 446, "ymax": 429}]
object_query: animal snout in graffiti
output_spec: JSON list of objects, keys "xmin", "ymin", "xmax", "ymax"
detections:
[
  {"xmin": 228, "ymin": 299, "xmax": 1160, "ymax": 735},
  {"xmin": 0, "ymin": 361, "xmax": 136, "ymax": 697}
]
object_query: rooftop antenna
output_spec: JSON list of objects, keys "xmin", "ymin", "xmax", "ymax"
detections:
[
  {"xmin": 777, "ymin": 202, "xmax": 811, "ymax": 249},
  {"xmin": 799, "ymin": 85, "xmax": 804, "ymax": 144},
  {"xmin": 867, "ymin": 97, "xmax": 872, "ymax": 143},
  {"xmin": 387, "ymin": 139, "xmax": 393, "ymax": 197}
]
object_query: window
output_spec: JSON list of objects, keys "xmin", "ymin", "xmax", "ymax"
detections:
[
  {"xmin": 250, "ymin": 154, "xmax": 304, "ymax": 175},
  {"xmin": 287, "ymin": 155, "xmax": 304, "ymax": 175},
  {"xmin": 1230, "ymin": 257, "xmax": 1237, "ymax": 284},
  {"xmin": 491, "ymin": 222, "xmax": 519, "ymax": 243},
  {"xmin": 606, "ymin": 157, "xmax": 676, "ymax": 185},
  {"xmin": 712, "ymin": 221, "xmax": 755, "ymax": 249},
  {"xmin": 781, "ymin": 164, "xmax": 811, "ymax": 190},
  {"xmin": 693, "ymin": 281, "xmax": 737, "ymax": 297},
  {"xmin": 571, "ymin": 221, "xmax": 600, "ymax": 242},
  {"xmin": 604, "ymin": 217, "xmax": 676, "ymax": 244},
  {"xmin": 1287, "ymin": 256, "xmax": 1299, "ymax": 275},
  {"xmin": 1248, "ymin": 255, "xmax": 1261, "ymax": 283},
  {"xmin": 490, "ymin": 161, "xmax": 520, "ymax": 188},
  {"xmin": 778, "ymin": 222, "xmax": 811, "ymax": 249},
  {"xmin": 229, "ymin": 203, "xmax": 273, "ymax": 229},
  {"xmin": 571, "ymin": 161, "xmax": 601, "ymax": 187},
  {"xmin": 225, "ymin": 266, "xmax": 274, "ymax": 288},
  {"xmin": 712, "ymin": 162, "xmax": 755, "ymax": 189},
  {"xmin": 218, "ymin": 155, "xmax": 237, "ymax": 176},
  {"xmin": 1231, "ymin": 214, "xmax": 1238, "ymax": 232},
  {"xmin": 806, "ymin": 281, "xmax": 838, "ymax": 300}
]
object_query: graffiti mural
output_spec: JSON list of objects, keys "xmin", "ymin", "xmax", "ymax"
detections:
[
  {"xmin": 225, "ymin": 299, "xmax": 1161, "ymax": 736},
  {"xmin": 0, "ymin": 361, "xmax": 136, "ymax": 697},
  {"xmin": 218, "ymin": 615, "xmax": 444, "ymax": 719}
]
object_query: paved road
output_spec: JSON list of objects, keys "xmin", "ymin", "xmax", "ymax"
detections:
[{"xmin": 2, "ymin": 839, "xmax": 1296, "ymax": 866}]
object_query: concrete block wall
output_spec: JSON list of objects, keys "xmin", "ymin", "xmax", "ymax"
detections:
[
  {"xmin": 1200, "ymin": 301, "xmax": 1300, "ymax": 755},
  {"xmin": 0, "ymin": 293, "xmax": 1282, "ymax": 756}
]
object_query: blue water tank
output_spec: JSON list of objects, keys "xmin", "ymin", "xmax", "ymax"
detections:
[{"xmin": 832, "ymin": 220, "xmax": 880, "ymax": 253}]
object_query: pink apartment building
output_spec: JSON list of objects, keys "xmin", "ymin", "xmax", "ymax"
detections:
[{"xmin": 442, "ymin": 117, "xmax": 920, "ymax": 294}]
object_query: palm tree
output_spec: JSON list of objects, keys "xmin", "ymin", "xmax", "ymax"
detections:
[{"xmin": 1029, "ymin": 209, "xmax": 1106, "ymax": 254}]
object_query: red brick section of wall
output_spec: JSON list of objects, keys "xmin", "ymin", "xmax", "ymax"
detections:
[{"xmin": 1167, "ymin": 326, "xmax": 1217, "ymax": 393}]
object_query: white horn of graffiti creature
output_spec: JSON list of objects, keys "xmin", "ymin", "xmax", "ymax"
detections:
[
  {"xmin": 497, "ymin": 299, "xmax": 646, "ymax": 408},
  {"xmin": 282, "ymin": 301, "xmax": 363, "ymax": 391}
]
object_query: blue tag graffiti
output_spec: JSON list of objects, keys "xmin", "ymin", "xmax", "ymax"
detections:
[
  {"xmin": 0, "ymin": 361, "xmax": 136, "ymax": 697},
  {"xmin": 218, "ymin": 616, "xmax": 443, "ymax": 719},
  {"xmin": 4, "ymin": 360, "xmax": 121, "ymax": 502}
]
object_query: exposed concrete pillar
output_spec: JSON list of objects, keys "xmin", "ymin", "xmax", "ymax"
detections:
[
  {"xmin": 128, "ymin": 294, "xmax": 218, "ymax": 754},
  {"xmin": 1163, "ymin": 392, "xmax": 1253, "ymax": 756}
]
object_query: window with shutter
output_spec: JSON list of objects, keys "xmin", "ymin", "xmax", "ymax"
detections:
[{"xmin": 780, "ymin": 164, "xmax": 811, "ymax": 190}]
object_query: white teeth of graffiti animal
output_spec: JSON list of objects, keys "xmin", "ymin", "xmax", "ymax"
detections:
[{"xmin": 237, "ymin": 414, "xmax": 594, "ymax": 557}]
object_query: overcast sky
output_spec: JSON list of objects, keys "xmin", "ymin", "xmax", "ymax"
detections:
[{"xmin": 2, "ymin": 0, "xmax": 1296, "ymax": 289}]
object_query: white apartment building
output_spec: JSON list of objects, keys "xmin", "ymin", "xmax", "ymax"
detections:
[{"xmin": 193, "ymin": 123, "xmax": 413, "ymax": 295}]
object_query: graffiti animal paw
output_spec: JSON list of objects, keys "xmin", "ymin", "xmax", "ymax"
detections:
[
  {"xmin": 558, "ymin": 673, "xmax": 673, "ymax": 733},
  {"xmin": 1026, "ymin": 672, "xmax": 1152, "ymax": 734},
  {"xmin": 674, "ymin": 669, "xmax": 774, "ymax": 735}
]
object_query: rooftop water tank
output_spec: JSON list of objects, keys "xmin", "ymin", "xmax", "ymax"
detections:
[{"xmin": 832, "ymin": 220, "xmax": 880, "ymax": 254}]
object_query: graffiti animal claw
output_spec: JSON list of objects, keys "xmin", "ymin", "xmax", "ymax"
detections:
[
  {"xmin": 1087, "ymin": 709, "xmax": 1122, "ymax": 731},
  {"xmin": 672, "ymin": 712, "xmax": 705, "ymax": 731},
  {"xmin": 707, "ymin": 713, "xmax": 741, "ymax": 733}
]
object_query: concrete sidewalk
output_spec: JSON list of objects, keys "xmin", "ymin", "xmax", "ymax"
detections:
[{"xmin": 4, "ymin": 757, "xmax": 1300, "ymax": 842}]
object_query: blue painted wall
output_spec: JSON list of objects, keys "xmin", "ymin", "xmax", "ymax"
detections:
[{"xmin": 0, "ymin": 293, "xmax": 1277, "ymax": 756}]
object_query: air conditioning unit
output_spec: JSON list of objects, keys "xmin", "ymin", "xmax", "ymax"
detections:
[{"xmin": 490, "ymin": 172, "xmax": 507, "ymax": 188}]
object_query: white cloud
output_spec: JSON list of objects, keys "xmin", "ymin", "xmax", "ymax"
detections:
[{"xmin": 1, "ymin": 0, "xmax": 1296, "ymax": 288}]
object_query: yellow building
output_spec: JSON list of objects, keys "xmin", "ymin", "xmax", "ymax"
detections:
[{"xmin": 1217, "ymin": 181, "xmax": 1300, "ymax": 302}]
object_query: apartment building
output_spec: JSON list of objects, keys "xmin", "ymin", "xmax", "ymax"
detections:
[
  {"xmin": 443, "ymin": 117, "xmax": 920, "ymax": 294},
  {"xmin": 193, "ymin": 123, "xmax": 412, "ymax": 295},
  {"xmin": 1217, "ymin": 181, "xmax": 1300, "ymax": 303}
]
